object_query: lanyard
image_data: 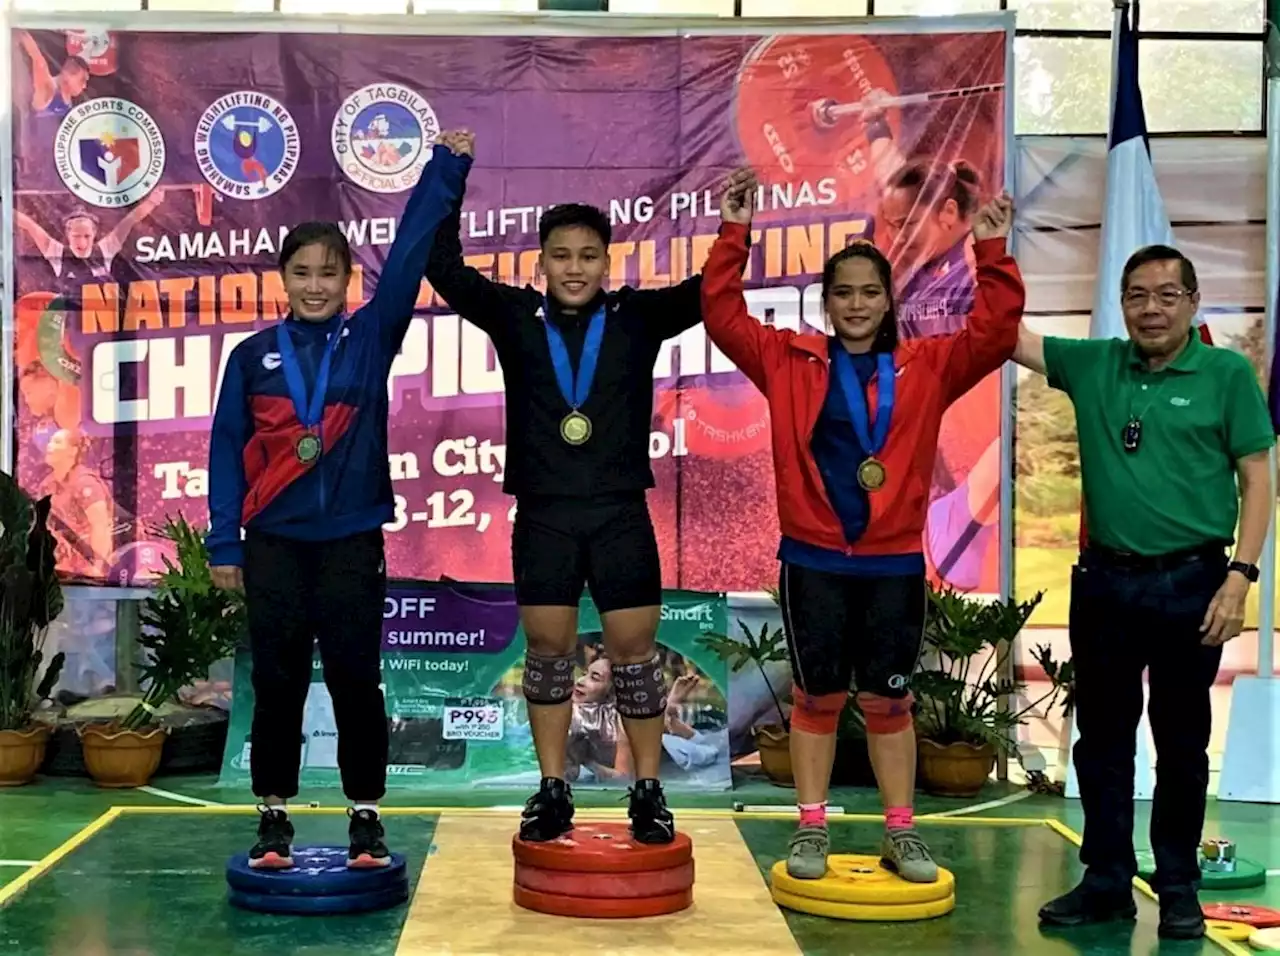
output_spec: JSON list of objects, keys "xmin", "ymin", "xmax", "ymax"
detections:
[
  {"xmin": 831, "ymin": 349, "xmax": 895, "ymax": 455},
  {"xmin": 543, "ymin": 301, "xmax": 606, "ymax": 411},
  {"xmin": 276, "ymin": 317, "xmax": 345, "ymax": 430}
]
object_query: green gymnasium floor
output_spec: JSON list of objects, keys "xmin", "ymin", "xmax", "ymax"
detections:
[{"xmin": 1, "ymin": 772, "xmax": 1276, "ymax": 955}]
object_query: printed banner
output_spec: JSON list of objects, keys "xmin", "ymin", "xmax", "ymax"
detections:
[
  {"xmin": 216, "ymin": 582, "xmax": 731, "ymax": 791},
  {"xmin": 11, "ymin": 24, "xmax": 1009, "ymax": 594}
]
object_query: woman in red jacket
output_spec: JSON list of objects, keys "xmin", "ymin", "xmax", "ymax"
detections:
[{"xmin": 703, "ymin": 168, "xmax": 1022, "ymax": 883}]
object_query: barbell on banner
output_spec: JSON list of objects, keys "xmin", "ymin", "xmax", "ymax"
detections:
[
  {"xmin": 810, "ymin": 83, "xmax": 1007, "ymax": 129},
  {"xmin": 220, "ymin": 114, "xmax": 274, "ymax": 135}
]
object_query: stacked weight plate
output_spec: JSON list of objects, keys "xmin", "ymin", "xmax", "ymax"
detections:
[
  {"xmin": 1137, "ymin": 848, "xmax": 1268, "ymax": 892},
  {"xmin": 226, "ymin": 846, "xmax": 410, "ymax": 915},
  {"xmin": 769, "ymin": 854, "xmax": 956, "ymax": 921},
  {"xmin": 512, "ymin": 822, "xmax": 694, "ymax": 918}
]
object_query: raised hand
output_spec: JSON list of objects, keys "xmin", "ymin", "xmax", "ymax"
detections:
[
  {"xmin": 719, "ymin": 165, "xmax": 758, "ymax": 227},
  {"xmin": 435, "ymin": 129, "xmax": 474, "ymax": 158},
  {"xmin": 971, "ymin": 191, "xmax": 1014, "ymax": 242}
]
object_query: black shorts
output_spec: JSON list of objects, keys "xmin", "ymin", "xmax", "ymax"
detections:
[
  {"xmin": 777, "ymin": 561, "xmax": 926, "ymax": 698},
  {"xmin": 511, "ymin": 493, "xmax": 662, "ymax": 613}
]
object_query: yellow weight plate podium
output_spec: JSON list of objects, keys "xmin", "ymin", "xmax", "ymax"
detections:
[{"xmin": 769, "ymin": 854, "xmax": 956, "ymax": 922}]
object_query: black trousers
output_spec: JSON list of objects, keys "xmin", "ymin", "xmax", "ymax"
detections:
[
  {"xmin": 777, "ymin": 562, "xmax": 926, "ymax": 698},
  {"xmin": 1069, "ymin": 544, "xmax": 1226, "ymax": 894},
  {"xmin": 243, "ymin": 528, "xmax": 388, "ymax": 801}
]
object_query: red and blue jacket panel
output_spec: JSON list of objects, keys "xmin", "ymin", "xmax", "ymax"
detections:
[
  {"xmin": 699, "ymin": 222, "xmax": 1025, "ymax": 563},
  {"xmin": 206, "ymin": 145, "xmax": 468, "ymax": 568}
]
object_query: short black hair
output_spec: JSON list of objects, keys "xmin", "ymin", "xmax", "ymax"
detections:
[
  {"xmin": 538, "ymin": 203, "xmax": 611, "ymax": 248},
  {"xmin": 278, "ymin": 222, "xmax": 352, "ymax": 274},
  {"xmin": 1120, "ymin": 244, "xmax": 1198, "ymax": 293},
  {"xmin": 822, "ymin": 241, "xmax": 899, "ymax": 353}
]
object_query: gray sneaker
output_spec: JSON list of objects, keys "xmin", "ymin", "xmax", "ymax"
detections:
[
  {"xmin": 880, "ymin": 828, "xmax": 939, "ymax": 883},
  {"xmin": 786, "ymin": 825, "xmax": 830, "ymax": 880}
]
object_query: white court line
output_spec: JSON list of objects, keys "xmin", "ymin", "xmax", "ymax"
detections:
[
  {"xmin": 138, "ymin": 785, "xmax": 223, "ymax": 807},
  {"xmin": 922, "ymin": 788, "xmax": 1035, "ymax": 818},
  {"xmin": 0, "ymin": 860, "xmax": 39, "ymax": 867}
]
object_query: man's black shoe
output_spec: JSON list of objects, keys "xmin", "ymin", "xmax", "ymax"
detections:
[
  {"xmin": 627, "ymin": 778, "xmax": 675, "ymax": 845},
  {"xmin": 519, "ymin": 777, "xmax": 574, "ymax": 842},
  {"xmin": 1158, "ymin": 889, "xmax": 1205, "ymax": 940},
  {"xmin": 1038, "ymin": 883, "xmax": 1137, "ymax": 927}
]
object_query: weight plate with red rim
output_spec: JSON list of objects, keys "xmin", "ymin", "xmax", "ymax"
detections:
[
  {"xmin": 512, "ymin": 883, "xmax": 693, "ymax": 919},
  {"xmin": 512, "ymin": 822, "xmax": 693, "ymax": 873},
  {"xmin": 734, "ymin": 34, "xmax": 900, "ymax": 200},
  {"xmin": 65, "ymin": 30, "xmax": 119, "ymax": 76},
  {"xmin": 653, "ymin": 384, "xmax": 771, "ymax": 460},
  {"xmin": 1202, "ymin": 903, "xmax": 1280, "ymax": 928},
  {"xmin": 514, "ymin": 860, "xmax": 695, "ymax": 899}
]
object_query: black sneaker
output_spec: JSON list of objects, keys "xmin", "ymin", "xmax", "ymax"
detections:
[
  {"xmin": 347, "ymin": 808, "xmax": 392, "ymax": 869},
  {"xmin": 1038, "ymin": 882, "xmax": 1137, "ymax": 927},
  {"xmin": 248, "ymin": 806, "xmax": 294, "ymax": 870},
  {"xmin": 628, "ymin": 778, "xmax": 675, "ymax": 845},
  {"xmin": 519, "ymin": 778, "xmax": 574, "ymax": 842},
  {"xmin": 1158, "ymin": 888, "xmax": 1205, "ymax": 940}
]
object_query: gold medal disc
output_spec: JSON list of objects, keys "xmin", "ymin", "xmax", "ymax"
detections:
[
  {"xmin": 857, "ymin": 457, "xmax": 886, "ymax": 491},
  {"xmin": 560, "ymin": 411, "xmax": 592, "ymax": 445}
]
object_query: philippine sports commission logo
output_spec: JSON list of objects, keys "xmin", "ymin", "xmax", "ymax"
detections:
[
  {"xmin": 195, "ymin": 91, "xmax": 300, "ymax": 200},
  {"xmin": 53, "ymin": 98, "xmax": 165, "ymax": 208},
  {"xmin": 331, "ymin": 83, "xmax": 440, "ymax": 193}
]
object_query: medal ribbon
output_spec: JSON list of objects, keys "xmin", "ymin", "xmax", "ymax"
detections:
[
  {"xmin": 543, "ymin": 301, "xmax": 606, "ymax": 412},
  {"xmin": 276, "ymin": 317, "xmax": 345, "ymax": 434},
  {"xmin": 831, "ymin": 349, "xmax": 895, "ymax": 457}
]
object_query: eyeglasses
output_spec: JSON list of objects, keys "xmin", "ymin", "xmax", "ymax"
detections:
[{"xmin": 1122, "ymin": 288, "xmax": 1193, "ymax": 309}]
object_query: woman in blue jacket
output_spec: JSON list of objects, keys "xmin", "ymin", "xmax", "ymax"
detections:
[{"xmin": 206, "ymin": 132, "xmax": 470, "ymax": 871}]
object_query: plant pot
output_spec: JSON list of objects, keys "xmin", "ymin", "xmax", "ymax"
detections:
[
  {"xmin": 916, "ymin": 738, "xmax": 995, "ymax": 798},
  {"xmin": 0, "ymin": 725, "xmax": 51, "ymax": 787},
  {"xmin": 78, "ymin": 723, "xmax": 169, "ymax": 789},
  {"xmin": 753, "ymin": 723, "xmax": 794, "ymax": 787}
]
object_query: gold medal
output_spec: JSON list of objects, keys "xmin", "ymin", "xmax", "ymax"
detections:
[
  {"xmin": 857, "ymin": 457, "xmax": 886, "ymax": 491},
  {"xmin": 296, "ymin": 432, "xmax": 322, "ymax": 465},
  {"xmin": 560, "ymin": 411, "xmax": 592, "ymax": 446}
]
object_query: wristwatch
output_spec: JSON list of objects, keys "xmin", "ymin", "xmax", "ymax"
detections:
[{"xmin": 1228, "ymin": 560, "xmax": 1260, "ymax": 582}]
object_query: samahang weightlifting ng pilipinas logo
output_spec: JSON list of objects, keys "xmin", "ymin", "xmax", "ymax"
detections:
[{"xmin": 54, "ymin": 97, "xmax": 166, "ymax": 208}]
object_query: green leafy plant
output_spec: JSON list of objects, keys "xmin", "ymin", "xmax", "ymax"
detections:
[
  {"xmin": 119, "ymin": 516, "xmax": 245, "ymax": 731},
  {"xmin": 698, "ymin": 586, "xmax": 868, "ymax": 740},
  {"xmin": 699, "ymin": 616, "xmax": 790, "ymax": 730},
  {"xmin": 0, "ymin": 472, "xmax": 66, "ymax": 731},
  {"xmin": 912, "ymin": 584, "xmax": 1063, "ymax": 756}
]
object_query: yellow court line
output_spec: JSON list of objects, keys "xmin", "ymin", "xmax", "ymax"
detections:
[
  {"xmin": 111, "ymin": 804, "xmax": 1045, "ymax": 825},
  {"xmin": 0, "ymin": 806, "xmax": 123, "ymax": 909},
  {"xmin": 1043, "ymin": 819, "xmax": 1250, "ymax": 956},
  {"xmin": 395, "ymin": 814, "xmax": 802, "ymax": 956}
]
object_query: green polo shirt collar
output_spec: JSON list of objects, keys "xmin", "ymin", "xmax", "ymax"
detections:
[{"xmin": 1124, "ymin": 330, "xmax": 1206, "ymax": 373}]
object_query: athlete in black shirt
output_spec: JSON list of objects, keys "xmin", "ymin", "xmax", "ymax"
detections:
[{"xmin": 426, "ymin": 131, "xmax": 702, "ymax": 844}]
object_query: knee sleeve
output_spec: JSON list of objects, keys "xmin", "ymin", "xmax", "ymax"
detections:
[
  {"xmin": 857, "ymin": 691, "xmax": 915, "ymax": 734},
  {"xmin": 612, "ymin": 653, "xmax": 668, "ymax": 719},
  {"xmin": 522, "ymin": 652, "xmax": 576, "ymax": 705},
  {"xmin": 790, "ymin": 689, "xmax": 847, "ymax": 735}
]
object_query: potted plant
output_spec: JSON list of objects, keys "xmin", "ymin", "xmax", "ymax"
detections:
[
  {"xmin": 0, "ymin": 474, "xmax": 66, "ymax": 785},
  {"xmin": 700, "ymin": 606, "xmax": 794, "ymax": 785},
  {"xmin": 699, "ymin": 588, "xmax": 875, "ymax": 788},
  {"xmin": 79, "ymin": 516, "xmax": 244, "ymax": 788},
  {"xmin": 912, "ymin": 584, "xmax": 1064, "ymax": 797}
]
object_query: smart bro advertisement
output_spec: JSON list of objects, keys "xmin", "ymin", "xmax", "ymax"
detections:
[{"xmin": 218, "ymin": 581, "xmax": 733, "ymax": 792}]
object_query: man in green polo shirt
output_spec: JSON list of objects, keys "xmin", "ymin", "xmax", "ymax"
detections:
[{"xmin": 1014, "ymin": 244, "xmax": 1273, "ymax": 941}]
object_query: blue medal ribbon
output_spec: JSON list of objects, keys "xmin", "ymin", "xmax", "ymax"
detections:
[
  {"xmin": 276, "ymin": 317, "xmax": 345, "ymax": 442},
  {"xmin": 542, "ymin": 300, "xmax": 605, "ymax": 412},
  {"xmin": 831, "ymin": 348, "xmax": 895, "ymax": 458}
]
